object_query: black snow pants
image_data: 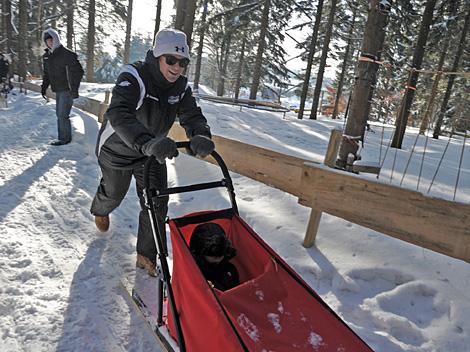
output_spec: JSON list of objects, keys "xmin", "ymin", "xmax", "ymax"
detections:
[{"xmin": 90, "ymin": 160, "xmax": 168, "ymax": 262}]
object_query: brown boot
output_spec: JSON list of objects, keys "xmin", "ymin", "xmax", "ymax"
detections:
[
  {"xmin": 136, "ymin": 254, "xmax": 157, "ymax": 277},
  {"xmin": 95, "ymin": 215, "xmax": 109, "ymax": 232}
]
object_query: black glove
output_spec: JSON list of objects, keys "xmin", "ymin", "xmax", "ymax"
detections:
[
  {"xmin": 189, "ymin": 135, "xmax": 215, "ymax": 158},
  {"xmin": 71, "ymin": 90, "xmax": 79, "ymax": 99},
  {"xmin": 141, "ymin": 137, "xmax": 179, "ymax": 164},
  {"xmin": 41, "ymin": 86, "xmax": 47, "ymax": 100}
]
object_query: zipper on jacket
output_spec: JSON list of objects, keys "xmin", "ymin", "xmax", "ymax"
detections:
[{"xmin": 65, "ymin": 65, "xmax": 72, "ymax": 92}]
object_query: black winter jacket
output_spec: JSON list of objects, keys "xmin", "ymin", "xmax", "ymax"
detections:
[
  {"xmin": 96, "ymin": 50, "xmax": 211, "ymax": 169},
  {"xmin": 41, "ymin": 45, "xmax": 83, "ymax": 94},
  {"xmin": 0, "ymin": 57, "xmax": 9, "ymax": 79},
  {"xmin": 194, "ymin": 256, "xmax": 240, "ymax": 291}
]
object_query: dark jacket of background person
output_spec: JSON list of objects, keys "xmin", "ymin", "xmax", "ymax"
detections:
[
  {"xmin": 41, "ymin": 28, "xmax": 83, "ymax": 97},
  {"xmin": 96, "ymin": 49, "xmax": 211, "ymax": 169},
  {"xmin": 0, "ymin": 55, "xmax": 9, "ymax": 79}
]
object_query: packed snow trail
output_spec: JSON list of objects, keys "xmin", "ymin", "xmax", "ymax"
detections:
[
  {"xmin": 1, "ymin": 92, "xmax": 469, "ymax": 351},
  {"xmin": 0, "ymin": 93, "xmax": 162, "ymax": 351}
]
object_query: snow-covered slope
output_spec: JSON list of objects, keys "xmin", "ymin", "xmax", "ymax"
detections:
[{"xmin": 0, "ymin": 91, "xmax": 469, "ymax": 352}]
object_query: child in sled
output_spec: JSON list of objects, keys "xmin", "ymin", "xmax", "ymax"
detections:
[{"xmin": 190, "ymin": 222, "xmax": 240, "ymax": 291}]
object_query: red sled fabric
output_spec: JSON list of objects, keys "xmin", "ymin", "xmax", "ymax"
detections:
[{"xmin": 167, "ymin": 210, "xmax": 373, "ymax": 351}]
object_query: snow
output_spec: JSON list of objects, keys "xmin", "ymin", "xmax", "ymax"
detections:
[
  {"xmin": 1, "ymin": 88, "xmax": 469, "ymax": 351},
  {"xmin": 237, "ymin": 314, "xmax": 260, "ymax": 342},
  {"xmin": 267, "ymin": 313, "xmax": 282, "ymax": 334},
  {"xmin": 308, "ymin": 332, "xmax": 324, "ymax": 350}
]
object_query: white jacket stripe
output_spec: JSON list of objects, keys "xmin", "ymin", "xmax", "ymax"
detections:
[
  {"xmin": 97, "ymin": 122, "xmax": 116, "ymax": 156},
  {"xmin": 120, "ymin": 64, "xmax": 146, "ymax": 110},
  {"xmin": 97, "ymin": 65, "xmax": 146, "ymax": 156},
  {"xmin": 180, "ymin": 82, "xmax": 190, "ymax": 100}
]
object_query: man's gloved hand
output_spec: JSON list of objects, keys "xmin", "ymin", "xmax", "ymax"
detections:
[
  {"xmin": 41, "ymin": 86, "xmax": 47, "ymax": 100},
  {"xmin": 189, "ymin": 135, "xmax": 215, "ymax": 158},
  {"xmin": 71, "ymin": 90, "xmax": 79, "ymax": 99},
  {"xmin": 141, "ymin": 137, "xmax": 179, "ymax": 164}
]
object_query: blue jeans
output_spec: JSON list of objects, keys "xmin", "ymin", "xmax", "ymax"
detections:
[{"xmin": 55, "ymin": 91, "xmax": 73, "ymax": 143}]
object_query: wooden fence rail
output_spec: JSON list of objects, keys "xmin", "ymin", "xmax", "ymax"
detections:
[
  {"xmin": 15, "ymin": 81, "xmax": 470, "ymax": 264},
  {"xmin": 298, "ymin": 163, "xmax": 470, "ymax": 263}
]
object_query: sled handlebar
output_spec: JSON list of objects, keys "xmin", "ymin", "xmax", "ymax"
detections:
[{"xmin": 144, "ymin": 140, "xmax": 238, "ymax": 214}]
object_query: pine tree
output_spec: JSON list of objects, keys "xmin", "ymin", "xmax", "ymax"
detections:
[
  {"xmin": 66, "ymin": 0, "xmax": 74, "ymax": 49},
  {"xmin": 337, "ymin": 0, "xmax": 393, "ymax": 168},
  {"xmin": 309, "ymin": 0, "xmax": 338, "ymax": 119},
  {"xmin": 297, "ymin": 0, "xmax": 324, "ymax": 119},
  {"xmin": 86, "ymin": 0, "xmax": 96, "ymax": 82},
  {"xmin": 419, "ymin": 0, "xmax": 459, "ymax": 134},
  {"xmin": 123, "ymin": 0, "xmax": 133, "ymax": 64},
  {"xmin": 175, "ymin": 0, "xmax": 198, "ymax": 47},
  {"xmin": 249, "ymin": 0, "xmax": 270, "ymax": 100},
  {"xmin": 391, "ymin": 0, "xmax": 438, "ymax": 148},
  {"xmin": 18, "ymin": 0, "xmax": 28, "ymax": 80},
  {"xmin": 193, "ymin": 0, "xmax": 210, "ymax": 92},
  {"xmin": 331, "ymin": 3, "xmax": 361, "ymax": 119},
  {"xmin": 2, "ymin": 0, "xmax": 13, "ymax": 56},
  {"xmin": 153, "ymin": 0, "xmax": 162, "ymax": 42},
  {"xmin": 433, "ymin": 6, "xmax": 470, "ymax": 138}
]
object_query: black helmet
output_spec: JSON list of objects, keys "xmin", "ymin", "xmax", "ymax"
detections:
[{"xmin": 190, "ymin": 223, "xmax": 236, "ymax": 259}]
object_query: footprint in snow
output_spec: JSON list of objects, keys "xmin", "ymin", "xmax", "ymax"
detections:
[
  {"xmin": 8, "ymin": 259, "xmax": 32, "ymax": 268},
  {"xmin": 373, "ymin": 281, "xmax": 449, "ymax": 329},
  {"xmin": 343, "ymin": 268, "xmax": 415, "ymax": 299}
]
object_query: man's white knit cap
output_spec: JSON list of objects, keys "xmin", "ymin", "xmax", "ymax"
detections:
[{"xmin": 153, "ymin": 28, "xmax": 190, "ymax": 59}]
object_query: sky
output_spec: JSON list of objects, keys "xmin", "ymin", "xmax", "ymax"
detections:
[
  {"xmin": 132, "ymin": 0, "xmax": 175, "ymax": 37},
  {"xmin": 0, "ymin": 82, "xmax": 469, "ymax": 351}
]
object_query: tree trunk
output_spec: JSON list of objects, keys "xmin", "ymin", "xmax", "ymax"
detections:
[
  {"xmin": 182, "ymin": 0, "xmax": 197, "ymax": 48},
  {"xmin": 249, "ymin": 0, "xmax": 270, "ymax": 100},
  {"xmin": 309, "ymin": 0, "xmax": 339, "ymax": 119},
  {"xmin": 123, "ymin": 0, "xmax": 133, "ymax": 64},
  {"xmin": 1, "ymin": 1, "xmax": 4, "ymax": 52},
  {"xmin": 337, "ymin": 0, "xmax": 393, "ymax": 167},
  {"xmin": 66, "ymin": 0, "xmax": 74, "ymax": 49},
  {"xmin": 297, "ymin": 0, "xmax": 324, "ymax": 119},
  {"xmin": 86, "ymin": 0, "xmax": 96, "ymax": 82},
  {"xmin": 391, "ymin": 0, "xmax": 437, "ymax": 148},
  {"xmin": 217, "ymin": 34, "xmax": 232, "ymax": 96},
  {"xmin": 35, "ymin": 0, "xmax": 45, "ymax": 76},
  {"xmin": 332, "ymin": 8, "xmax": 357, "ymax": 119},
  {"xmin": 50, "ymin": 0, "xmax": 57, "ymax": 28},
  {"xmin": 153, "ymin": 0, "xmax": 162, "ymax": 43},
  {"xmin": 174, "ymin": 0, "xmax": 186, "ymax": 30},
  {"xmin": 193, "ymin": 0, "xmax": 209, "ymax": 92},
  {"xmin": 3, "ymin": 0, "xmax": 12, "ymax": 55},
  {"xmin": 18, "ymin": 0, "xmax": 28, "ymax": 80},
  {"xmin": 234, "ymin": 36, "xmax": 246, "ymax": 100},
  {"xmin": 419, "ymin": 1, "xmax": 459, "ymax": 134},
  {"xmin": 433, "ymin": 7, "xmax": 470, "ymax": 139}
]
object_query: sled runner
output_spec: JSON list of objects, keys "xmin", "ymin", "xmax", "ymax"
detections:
[{"xmin": 126, "ymin": 141, "xmax": 373, "ymax": 352}]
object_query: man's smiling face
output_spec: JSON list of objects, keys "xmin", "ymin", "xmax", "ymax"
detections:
[{"xmin": 158, "ymin": 54, "xmax": 185, "ymax": 83}]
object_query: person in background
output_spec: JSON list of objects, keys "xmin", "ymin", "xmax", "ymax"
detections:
[
  {"xmin": 190, "ymin": 222, "xmax": 240, "ymax": 291},
  {"xmin": 41, "ymin": 28, "xmax": 84, "ymax": 146},
  {"xmin": 0, "ymin": 53, "xmax": 12, "ymax": 93},
  {"xmin": 90, "ymin": 28, "xmax": 215, "ymax": 277}
]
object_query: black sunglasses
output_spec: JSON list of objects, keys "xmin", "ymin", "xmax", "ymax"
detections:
[{"xmin": 163, "ymin": 55, "xmax": 190, "ymax": 68}]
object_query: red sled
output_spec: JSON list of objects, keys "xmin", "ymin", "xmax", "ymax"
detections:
[{"xmin": 143, "ymin": 142, "xmax": 373, "ymax": 352}]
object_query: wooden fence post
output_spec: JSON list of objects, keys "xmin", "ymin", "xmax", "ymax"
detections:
[
  {"xmin": 324, "ymin": 129, "xmax": 342, "ymax": 168},
  {"xmin": 303, "ymin": 128, "xmax": 343, "ymax": 248}
]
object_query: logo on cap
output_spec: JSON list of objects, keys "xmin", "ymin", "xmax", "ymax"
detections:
[{"xmin": 175, "ymin": 46, "xmax": 185, "ymax": 53}]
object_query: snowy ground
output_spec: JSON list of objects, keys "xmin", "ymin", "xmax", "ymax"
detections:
[{"xmin": 0, "ymin": 88, "xmax": 469, "ymax": 352}]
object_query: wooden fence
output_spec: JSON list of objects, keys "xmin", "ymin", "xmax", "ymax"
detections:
[{"xmin": 16, "ymin": 82, "xmax": 470, "ymax": 264}]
